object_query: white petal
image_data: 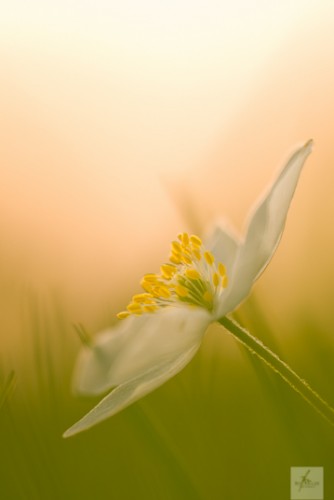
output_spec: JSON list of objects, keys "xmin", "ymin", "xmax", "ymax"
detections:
[
  {"xmin": 74, "ymin": 307, "xmax": 211, "ymax": 395},
  {"xmin": 216, "ymin": 140, "xmax": 313, "ymax": 318},
  {"xmin": 64, "ymin": 342, "xmax": 200, "ymax": 437},
  {"xmin": 204, "ymin": 221, "xmax": 240, "ymax": 279}
]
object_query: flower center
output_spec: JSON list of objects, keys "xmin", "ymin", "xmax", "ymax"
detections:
[{"xmin": 117, "ymin": 233, "xmax": 228, "ymax": 319}]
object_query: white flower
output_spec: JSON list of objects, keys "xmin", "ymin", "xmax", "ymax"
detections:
[{"xmin": 64, "ymin": 140, "xmax": 313, "ymax": 437}]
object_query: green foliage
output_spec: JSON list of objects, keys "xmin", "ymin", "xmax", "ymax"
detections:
[{"xmin": 1, "ymin": 294, "xmax": 333, "ymax": 499}]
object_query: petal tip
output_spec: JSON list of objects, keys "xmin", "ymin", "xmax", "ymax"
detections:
[
  {"xmin": 62, "ymin": 424, "xmax": 79, "ymax": 438},
  {"xmin": 304, "ymin": 138, "xmax": 314, "ymax": 152}
]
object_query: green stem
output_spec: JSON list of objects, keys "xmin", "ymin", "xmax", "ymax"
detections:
[{"xmin": 219, "ymin": 316, "xmax": 334, "ymax": 427}]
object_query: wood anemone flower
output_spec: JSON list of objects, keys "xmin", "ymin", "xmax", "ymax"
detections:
[{"xmin": 64, "ymin": 141, "xmax": 314, "ymax": 437}]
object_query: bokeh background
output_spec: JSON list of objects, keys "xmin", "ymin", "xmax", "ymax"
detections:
[{"xmin": 1, "ymin": 1, "xmax": 334, "ymax": 499}]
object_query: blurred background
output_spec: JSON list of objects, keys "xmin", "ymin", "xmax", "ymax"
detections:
[{"xmin": 1, "ymin": 1, "xmax": 334, "ymax": 499}]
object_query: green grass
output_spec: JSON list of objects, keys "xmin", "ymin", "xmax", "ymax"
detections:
[{"xmin": 1, "ymin": 292, "xmax": 334, "ymax": 499}]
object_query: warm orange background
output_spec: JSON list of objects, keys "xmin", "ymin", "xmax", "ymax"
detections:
[{"xmin": 1, "ymin": 2, "xmax": 334, "ymax": 349}]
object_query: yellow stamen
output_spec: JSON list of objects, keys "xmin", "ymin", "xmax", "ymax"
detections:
[
  {"xmin": 171, "ymin": 241, "xmax": 182, "ymax": 253},
  {"xmin": 169, "ymin": 253, "xmax": 182, "ymax": 265},
  {"xmin": 181, "ymin": 246, "xmax": 192, "ymax": 257},
  {"xmin": 204, "ymin": 251, "xmax": 215, "ymax": 266},
  {"xmin": 185, "ymin": 268, "xmax": 201, "ymax": 280},
  {"xmin": 213, "ymin": 272, "xmax": 220, "ymax": 287},
  {"xmin": 117, "ymin": 311, "xmax": 130, "ymax": 319},
  {"xmin": 133, "ymin": 293, "xmax": 154, "ymax": 303},
  {"xmin": 143, "ymin": 274, "xmax": 158, "ymax": 282},
  {"xmin": 190, "ymin": 235, "xmax": 202, "ymax": 247},
  {"xmin": 181, "ymin": 254, "xmax": 192, "ymax": 265},
  {"xmin": 192, "ymin": 249, "xmax": 201, "ymax": 260},
  {"xmin": 143, "ymin": 305, "xmax": 158, "ymax": 313},
  {"xmin": 218, "ymin": 263, "xmax": 226, "ymax": 277},
  {"xmin": 116, "ymin": 232, "xmax": 228, "ymax": 319},
  {"xmin": 222, "ymin": 275, "xmax": 229, "ymax": 288},
  {"xmin": 180, "ymin": 232, "xmax": 190, "ymax": 245},
  {"xmin": 141, "ymin": 282, "xmax": 152, "ymax": 292},
  {"xmin": 203, "ymin": 291, "xmax": 213, "ymax": 303},
  {"xmin": 127, "ymin": 302, "xmax": 142, "ymax": 313},
  {"xmin": 175, "ymin": 284, "xmax": 189, "ymax": 297},
  {"xmin": 160, "ymin": 264, "xmax": 177, "ymax": 280},
  {"xmin": 155, "ymin": 285, "xmax": 171, "ymax": 298}
]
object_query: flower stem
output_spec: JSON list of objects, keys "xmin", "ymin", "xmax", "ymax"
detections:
[{"xmin": 218, "ymin": 316, "xmax": 334, "ymax": 427}]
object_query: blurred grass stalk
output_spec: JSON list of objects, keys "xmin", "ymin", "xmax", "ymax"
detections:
[{"xmin": 0, "ymin": 370, "xmax": 16, "ymax": 412}]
